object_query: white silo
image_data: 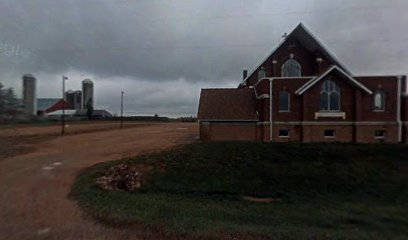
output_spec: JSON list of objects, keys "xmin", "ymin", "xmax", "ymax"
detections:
[
  {"xmin": 82, "ymin": 79, "xmax": 94, "ymax": 110},
  {"xmin": 73, "ymin": 90, "xmax": 83, "ymax": 110},
  {"xmin": 22, "ymin": 74, "xmax": 37, "ymax": 116}
]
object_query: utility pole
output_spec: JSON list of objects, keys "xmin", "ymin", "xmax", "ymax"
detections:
[
  {"xmin": 120, "ymin": 91, "xmax": 124, "ymax": 129},
  {"xmin": 61, "ymin": 75, "xmax": 68, "ymax": 135}
]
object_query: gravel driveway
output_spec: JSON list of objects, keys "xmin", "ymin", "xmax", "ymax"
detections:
[{"xmin": 0, "ymin": 122, "xmax": 197, "ymax": 240}]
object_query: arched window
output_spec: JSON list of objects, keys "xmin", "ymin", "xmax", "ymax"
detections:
[
  {"xmin": 281, "ymin": 59, "xmax": 301, "ymax": 77},
  {"xmin": 374, "ymin": 90, "xmax": 385, "ymax": 111},
  {"xmin": 279, "ymin": 91, "xmax": 290, "ymax": 112},
  {"xmin": 258, "ymin": 67, "xmax": 266, "ymax": 80},
  {"xmin": 320, "ymin": 79, "xmax": 340, "ymax": 111}
]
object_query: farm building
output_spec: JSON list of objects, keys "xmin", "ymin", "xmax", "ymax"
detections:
[{"xmin": 37, "ymin": 98, "xmax": 72, "ymax": 116}]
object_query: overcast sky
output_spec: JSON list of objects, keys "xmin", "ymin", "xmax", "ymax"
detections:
[{"xmin": 0, "ymin": 0, "xmax": 407, "ymax": 116}]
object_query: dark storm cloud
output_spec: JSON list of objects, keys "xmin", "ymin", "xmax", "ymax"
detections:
[
  {"xmin": 1, "ymin": 0, "xmax": 264, "ymax": 82},
  {"xmin": 0, "ymin": 0, "xmax": 407, "ymax": 115}
]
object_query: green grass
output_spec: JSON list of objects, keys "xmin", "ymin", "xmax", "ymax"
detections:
[{"xmin": 70, "ymin": 142, "xmax": 408, "ymax": 239}]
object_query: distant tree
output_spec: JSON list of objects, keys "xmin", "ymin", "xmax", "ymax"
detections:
[
  {"xmin": 86, "ymin": 99, "xmax": 94, "ymax": 120},
  {"xmin": 0, "ymin": 82, "xmax": 5, "ymax": 116},
  {"xmin": 0, "ymin": 82, "xmax": 20, "ymax": 119},
  {"xmin": 4, "ymin": 88, "xmax": 19, "ymax": 113}
]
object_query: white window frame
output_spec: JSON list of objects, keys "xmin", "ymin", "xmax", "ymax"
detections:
[
  {"xmin": 258, "ymin": 66, "xmax": 266, "ymax": 81},
  {"xmin": 374, "ymin": 130, "xmax": 386, "ymax": 139},
  {"xmin": 279, "ymin": 129, "xmax": 290, "ymax": 138},
  {"xmin": 373, "ymin": 90, "xmax": 385, "ymax": 112},
  {"xmin": 320, "ymin": 79, "xmax": 341, "ymax": 112},
  {"xmin": 324, "ymin": 130, "xmax": 336, "ymax": 138},
  {"xmin": 281, "ymin": 59, "xmax": 302, "ymax": 77}
]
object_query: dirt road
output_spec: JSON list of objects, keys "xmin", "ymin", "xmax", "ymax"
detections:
[
  {"xmin": 0, "ymin": 122, "xmax": 198, "ymax": 240},
  {"xmin": 0, "ymin": 122, "xmax": 155, "ymax": 160},
  {"xmin": 0, "ymin": 121, "xmax": 151, "ymax": 137}
]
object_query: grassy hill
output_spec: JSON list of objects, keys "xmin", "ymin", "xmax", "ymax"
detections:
[{"xmin": 70, "ymin": 142, "xmax": 408, "ymax": 239}]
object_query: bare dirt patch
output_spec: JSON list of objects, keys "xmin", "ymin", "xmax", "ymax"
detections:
[{"xmin": 0, "ymin": 135, "xmax": 55, "ymax": 160}]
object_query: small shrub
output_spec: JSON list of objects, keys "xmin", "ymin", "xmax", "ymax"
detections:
[{"xmin": 96, "ymin": 164, "xmax": 145, "ymax": 191}]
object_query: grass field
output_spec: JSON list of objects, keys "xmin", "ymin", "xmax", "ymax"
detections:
[{"xmin": 70, "ymin": 142, "xmax": 408, "ymax": 239}]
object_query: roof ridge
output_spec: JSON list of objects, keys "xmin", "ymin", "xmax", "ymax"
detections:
[
  {"xmin": 295, "ymin": 65, "xmax": 372, "ymax": 95},
  {"xmin": 201, "ymin": 88, "xmax": 252, "ymax": 90},
  {"xmin": 355, "ymin": 75, "xmax": 402, "ymax": 78}
]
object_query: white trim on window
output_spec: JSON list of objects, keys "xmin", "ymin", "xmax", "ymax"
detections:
[
  {"xmin": 258, "ymin": 67, "xmax": 266, "ymax": 81},
  {"xmin": 315, "ymin": 112, "xmax": 346, "ymax": 119},
  {"xmin": 278, "ymin": 129, "xmax": 290, "ymax": 138},
  {"xmin": 281, "ymin": 59, "xmax": 302, "ymax": 77},
  {"xmin": 324, "ymin": 130, "xmax": 336, "ymax": 138},
  {"xmin": 373, "ymin": 90, "xmax": 385, "ymax": 112},
  {"xmin": 374, "ymin": 130, "xmax": 386, "ymax": 139},
  {"xmin": 320, "ymin": 78, "xmax": 341, "ymax": 111}
]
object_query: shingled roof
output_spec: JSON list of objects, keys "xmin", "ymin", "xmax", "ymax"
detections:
[{"xmin": 197, "ymin": 88, "xmax": 259, "ymax": 121}]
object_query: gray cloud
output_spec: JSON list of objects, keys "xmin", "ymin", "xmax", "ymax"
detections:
[{"xmin": 0, "ymin": 0, "xmax": 407, "ymax": 116}]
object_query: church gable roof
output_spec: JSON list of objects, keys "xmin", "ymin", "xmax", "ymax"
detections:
[
  {"xmin": 242, "ymin": 23, "xmax": 352, "ymax": 85},
  {"xmin": 295, "ymin": 66, "xmax": 373, "ymax": 95}
]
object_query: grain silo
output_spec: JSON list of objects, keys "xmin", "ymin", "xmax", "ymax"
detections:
[
  {"xmin": 65, "ymin": 90, "xmax": 83, "ymax": 110},
  {"xmin": 65, "ymin": 90, "xmax": 75, "ymax": 108},
  {"xmin": 22, "ymin": 74, "xmax": 37, "ymax": 116},
  {"xmin": 73, "ymin": 90, "xmax": 82, "ymax": 110},
  {"xmin": 82, "ymin": 79, "xmax": 94, "ymax": 109}
]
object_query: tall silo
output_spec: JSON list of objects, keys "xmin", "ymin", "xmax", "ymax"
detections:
[
  {"xmin": 73, "ymin": 90, "xmax": 82, "ymax": 110},
  {"xmin": 65, "ymin": 90, "xmax": 75, "ymax": 109},
  {"xmin": 66, "ymin": 90, "xmax": 83, "ymax": 110},
  {"xmin": 22, "ymin": 74, "xmax": 37, "ymax": 116},
  {"xmin": 82, "ymin": 79, "xmax": 94, "ymax": 110}
]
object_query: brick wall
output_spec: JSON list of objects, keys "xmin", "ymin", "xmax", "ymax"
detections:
[
  {"xmin": 268, "ymin": 124, "xmax": 399, "ymax": 143},
  {"xmin": 403, "ymin": 123, "xmax": 408, "ymax": 144},
  {"xmin": 199, "ymin": 122, "xmax": 259, "ymax": 141},
  {"xmin": 402, "ymin": 96, "xmax": 408, "ymax": 143},
  {"xmin": 199, "ymin": 123, "xmax": 212, "ymax": 141},
  {"xmin": 357, "ymin": 76, "xmax": 398, "ymax": 121},
  {"xmin": 201, "ymin": 122, "xmax": 402, "ymax": 144},
  {"xmin": 301, "ymin": 125, "xmax": 354, "ymax": 143},
  {"xmin": 272, "ymin": 78, "xmax": 310, "ymax": 122},
  {"xmin": 272, "ymin": 124, "xmax": 302, "ymax": 142},
  {"xmin": 401, "ymin": 96, "xmax": 408, "ymax": 122},
  {"xmin": 257, "ymin": 123, "xmax": 271, "ymax": 142},
  {"xmin": 355, "ymin": 125, "xmax": 399, "ymax": 143}
]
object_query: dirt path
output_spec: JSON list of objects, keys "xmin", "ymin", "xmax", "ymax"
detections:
[
  {"xmin": 0, "ymin": 121, "xmax": 152, "ymax": 137},
  {"xmin": 0, "ymin": 123, "xmax": 198, "ymax": 240},
  {"xmin": 0, "ymin": 122, "xmax": 155, "ymax": 160}
]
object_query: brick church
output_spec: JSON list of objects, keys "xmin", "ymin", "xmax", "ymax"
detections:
[{"xmin": 198, "ymin": 23, "xmax": 408, "ymax": 143}]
